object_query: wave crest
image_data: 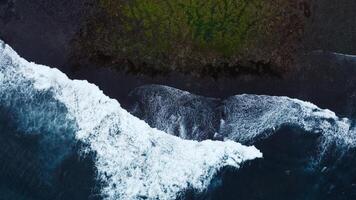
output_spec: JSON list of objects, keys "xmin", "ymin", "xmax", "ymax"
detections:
[{"xmin": 0, "ymin": 40, "xmax": 261, "ymax": 199}]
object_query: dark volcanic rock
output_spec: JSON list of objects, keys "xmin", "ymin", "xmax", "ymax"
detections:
[
  {"xmin": 0, "ymin": 0, "xmax": 89, "ymax": 70},
  {"xmin": 303, "ymin": 0, "xmax": 356, "ymax": 55}
]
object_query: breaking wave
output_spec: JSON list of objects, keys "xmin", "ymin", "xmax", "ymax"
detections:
[
  {"xmin": 0, "ymin": 40, "xmax": 262, "ymax": 199},
  {"xmin": 129, "ymin": 85, "xmax": 356, "ymax": 148},
  {"xmin": 128, "ymin": 84, "xmax": 356, "ymax": 199}
]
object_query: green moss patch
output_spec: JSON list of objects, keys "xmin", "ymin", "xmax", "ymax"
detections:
[{"xmin": 71, "ymin": 0, "xmax": 311, "ymax": 77}]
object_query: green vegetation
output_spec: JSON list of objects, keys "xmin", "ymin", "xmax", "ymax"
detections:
[{"xmin": 72, "ymin": 0, "xmax": 310, "ymax": 76}]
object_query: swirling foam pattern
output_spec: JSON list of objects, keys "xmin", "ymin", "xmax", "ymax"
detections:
[{"xmin": 129, "ymin": 85, "xmax": 356, "ymax": 149}]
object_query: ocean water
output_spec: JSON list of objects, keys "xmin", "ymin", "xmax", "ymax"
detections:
[
  {"xmin": 0, "ymin": 40, "xmax": 262, "ymax": 199},
  {"xmin": 128, "ymin": 85, "xmax": 356, "ymax": 200},
  {"xmin": 1, "ymin": 1, "xmax": 356, "ymax": 199}
]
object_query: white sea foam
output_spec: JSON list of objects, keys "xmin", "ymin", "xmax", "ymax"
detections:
[
  {"xmin": 130, "ymin": 85, "xmax": 356, "ymax": 148},
  {"xmin": 221, "ymin": 95, "xmax": 354, "ymax": 146},
  {"xmin": 0, "ymin": 40, "xmax": 262, "ymax": 199}
]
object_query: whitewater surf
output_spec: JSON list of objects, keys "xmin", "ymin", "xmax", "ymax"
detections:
[
  {"xmin": 128, "ymin": 84, "xmax": 356, "ymax": 199},
  {"xmin": 0, "ymin": 40, "xmax": 261, "ymax": 199}
]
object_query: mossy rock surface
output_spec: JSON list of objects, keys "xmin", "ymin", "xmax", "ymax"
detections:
[{"xmin": 72, "ymin": 0, "xmax": 312, "ymax": 77}]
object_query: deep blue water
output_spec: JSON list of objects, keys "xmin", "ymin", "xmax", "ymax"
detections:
[
  {"xmin": 1, "ymin": 107, "xmax": 356, "ymax": 200},
  {"xmin": 0, "ymin": 106, "xmax": 100, "ymax": 200},
  {"xmin": 206, "ymin": 127, "xmax": 356, "ymax": 200},
  {"xmin": 1, "ymin": 1, "xmax": 356, "ymax": 198}
]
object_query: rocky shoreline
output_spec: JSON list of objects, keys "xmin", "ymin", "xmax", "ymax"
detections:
[{"xmin": 1, "ymin": 0, "xmax": 356, "ymax": 116}]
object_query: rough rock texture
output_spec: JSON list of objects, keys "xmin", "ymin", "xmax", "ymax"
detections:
[{"xmin": 71, "ymin": 0, "xmax": 311, "ymax": 76}]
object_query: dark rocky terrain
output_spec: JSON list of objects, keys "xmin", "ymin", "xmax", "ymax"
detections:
[
  {"xmin": 1, "ymin": 0, "xmax": 356, "ymax": 116},
  {"xmin": 1, "ymin": 1, "xmax": 356, "ymax": 200}
]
